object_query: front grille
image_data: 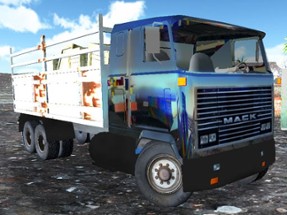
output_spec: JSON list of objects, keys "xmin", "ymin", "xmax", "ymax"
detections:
[{"xmin": 196, "ymin": 87, "xmax": 273, "ymax": 148}]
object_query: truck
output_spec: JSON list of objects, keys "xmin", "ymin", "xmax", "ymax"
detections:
[{"xmin": 10, "ymin": 14, "xmax": 275, "ymax": 207}]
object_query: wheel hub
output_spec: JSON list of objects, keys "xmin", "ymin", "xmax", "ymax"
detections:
[
  {"xmin": 25, "ymin": 131, "xmax": 32, "ymax": 145},
  {"xmin": 156, "ymin": 163, "xmax": 175, "ymax": 184},
  {"xmin": 148, "ymin": 156, "xmax": 182, "ymax": 194}
]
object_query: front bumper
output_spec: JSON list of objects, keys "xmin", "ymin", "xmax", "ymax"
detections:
[{"xmin": 182, "ymin": 137, "xmax": 275, "ymax": 192}]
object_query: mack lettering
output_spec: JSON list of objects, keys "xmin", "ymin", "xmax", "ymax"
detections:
[{"xmin": 223, "ymin": 114, "xmax": 257, "ymax": 125}]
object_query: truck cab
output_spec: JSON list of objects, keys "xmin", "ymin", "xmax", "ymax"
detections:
[
  {"xmin": 105, "ymin": 15, "xmax": 275, "ymax": 205},
  {"xmin": 10, "ymin": 15, "xmax": 275, "ymax": 207}
]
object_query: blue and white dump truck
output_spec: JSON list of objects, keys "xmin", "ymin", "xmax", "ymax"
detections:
[{"xmin": 10, "ymin": 14, "xmax": 275, "ymax": 206}]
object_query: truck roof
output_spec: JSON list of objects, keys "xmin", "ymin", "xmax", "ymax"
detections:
[{"xmin": 112, "ymin": 15, "xmax": 265, "ymax": 39}]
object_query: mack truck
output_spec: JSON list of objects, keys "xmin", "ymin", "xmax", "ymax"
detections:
[{"xmin": 10, "ymin": 14, "xmax": 275, "ymax": 207}]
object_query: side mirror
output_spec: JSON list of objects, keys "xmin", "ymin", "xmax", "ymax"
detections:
[{"xmin": 145, "ymin": 26, "xmax": 160, "ymax": 54}]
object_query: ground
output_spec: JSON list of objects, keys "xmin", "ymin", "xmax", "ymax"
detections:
[{"xmin": 0, "ymin": 73, "xmax": 286, "ymax": 214}]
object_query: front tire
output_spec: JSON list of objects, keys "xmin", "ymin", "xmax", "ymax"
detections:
[
  {"xmin": 34, "ymin": 124, "xmax": 59, "ymax": 160},
  {"xmin": 135, "ymin": 142, "xmax": 191, "ymax": 207}
]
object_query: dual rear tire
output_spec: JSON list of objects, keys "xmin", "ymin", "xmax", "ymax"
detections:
[
  {"xmin": 22, "ymin": 121, "xmax": 73, "ymax": 160},
  {"xmin": 74, "ymin": 130, "xmax": 89, "ymax": 145},
  {"xmin": 34, "ymin": 124, "xmax": 59, "ymax": 160},
  {"xmin": 58, "ymin": 139, "xmax": 74, "ymax": 158},
  {"xmin": 22, "ymin": 121, "xmax": 37, "ymax": 153}
]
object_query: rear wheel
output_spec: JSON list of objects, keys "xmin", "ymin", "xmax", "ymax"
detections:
[
  {"xmin": 135, "ymin": 142, "xmax": 191, "ymax": 207},
  {"xmin": 58, "ymin": 139, "xmax": 74, "ymax": 158},
  {"xmin": 22, "ymin": 121, "xmax": 38, "ymax": 153},
  {"xmin": 74, "ymin": 130, "xmax": 88, "ymax": 144},
  {"xmin": 34, "ymin": 124, "xmax": 59, "ymax": 160}
]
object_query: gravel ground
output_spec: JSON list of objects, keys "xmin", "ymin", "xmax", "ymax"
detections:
[{"xmin": 0, "ymin": 74, "xmax": 286, "ymax": 214}]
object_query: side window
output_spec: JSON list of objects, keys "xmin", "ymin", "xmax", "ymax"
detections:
[
  {"xmin": 116, "ymin": 32, "xmax": 126, "ymax": 57},
  {"xmin": 144, "ymin": 25, "xmax": 170, "ymax": 62}
]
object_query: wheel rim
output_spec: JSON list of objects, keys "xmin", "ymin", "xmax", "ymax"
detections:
[
  {"xmin": 25, "ymin": 130, "xmax": 32, "ymax": 146},
  {"xmin": 147, "ymin": 155, "xmax": 182, "ymax": 194},
  {"xmin": 37, "ymin": 135, "xmax": 45, "ymax": 152}
]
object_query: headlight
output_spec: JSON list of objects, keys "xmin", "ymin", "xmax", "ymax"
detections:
[
  {"xmin": 200, "ymin": 135, "xmax": 209, "ymax": 145},
  {"xmin": 209, "ymin": 133, "xmax": 217, "ymax": 142},
  {"xmin": 261, "ymin": 122, "xmax": 271, "ymax": 131},
  {"xmin": 266, "ymin": 122, "xmax": 271, "ymax": 130},
  {"xmin": 200, "ymin": 133, "xmax": 217, "ymax": 146},
  {"xmin": 261, "ymin": 124, "xmax": 266, "ymax": 131}
]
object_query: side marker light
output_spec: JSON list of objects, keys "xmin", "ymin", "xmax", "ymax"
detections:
[
  {"xmin": 178, "ymin": 77, "xmax": 187, "ymax": 86},
  {"xmin": 210, "ymin": 177, "xmax": 219, "ymax": 185}
]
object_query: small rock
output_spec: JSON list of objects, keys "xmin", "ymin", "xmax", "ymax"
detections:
[
  {"xmin": 86, "ymin": 205, "xmax": 100, "ymax": 209},
  {"xmin": 214, "ymin": 206, "xmax": 243, "ymax": 214},
  {"xmin": 52, "ymin": 174, "xmax": 70, "ymax": 180},
  {"xmin": 276, "ymin": 208, "xmax": 287, "ymax": 214},
  {"xmin": 75, "ymin": 166, "xmax": 84, "ymax": 169},
  {"xmin": 66, "ymin": 187, "xmax": 77, "ymax": 192},
  {"xmin": 26, "ymin": 182, "xmax": 34, "ymax": 185},
  {"xmin": 194, "ymin": 203, "xmax": 204, "ymax": 208}
]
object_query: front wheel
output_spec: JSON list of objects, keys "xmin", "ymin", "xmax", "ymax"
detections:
[{"xmin": 135, "ymin": 142, "xmax": 191, "ymax": 207}]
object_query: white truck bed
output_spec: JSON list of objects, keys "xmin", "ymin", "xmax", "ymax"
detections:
[{"xmin": 10, "ymin": 15, "xmax": 111, "ymax": 132}]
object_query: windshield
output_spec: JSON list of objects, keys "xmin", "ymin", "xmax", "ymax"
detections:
[
  {"xmin": 164, "ymin": 18, "xmax": 268, "ymax": 73},
  {"xmin": 194, "ymin": 37, "xmax": 267, "ymax": 73}
]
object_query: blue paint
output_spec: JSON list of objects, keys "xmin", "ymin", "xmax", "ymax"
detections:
[
  {"xmin": 135, "ymin": 147, "xmax": 142, "ymax": 155},
  {"xmin": 112, "ymin": 15, "xmax": 265, "ymax": 39}
]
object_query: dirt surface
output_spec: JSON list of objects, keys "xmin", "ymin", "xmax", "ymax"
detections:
[
  {"xmin": 0, "ymin": 74, "xmax": 12, "ymax": 105},
  {"xmin": 0, "ymin": 74, "xmax": 287, "ymax": 214}
]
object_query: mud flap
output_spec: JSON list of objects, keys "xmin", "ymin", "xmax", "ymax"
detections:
[
  {"xmin": 182, "ymin": 138, "xmax": 275, "ymax": 192},
  {"xmin": 89, "ymin": 132, "xmax": 137, "ymax": 175}
]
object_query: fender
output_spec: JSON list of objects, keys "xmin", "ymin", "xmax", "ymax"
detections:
[{"xmin": 135, "ymin": 130, "xmax": 181, "ymax": 160}]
